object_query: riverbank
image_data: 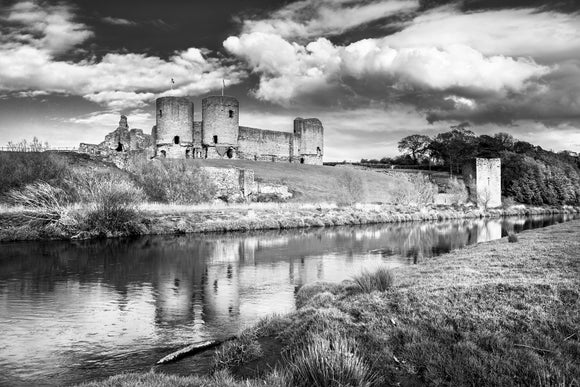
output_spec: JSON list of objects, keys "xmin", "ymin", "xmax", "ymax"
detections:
[
  {"xmin": 79, "ymin": 219, "xmax": 580, "ymax": 386},
  {"xmin": 1, "ymin": 202, "xmax": 580, "ymax": 242}
]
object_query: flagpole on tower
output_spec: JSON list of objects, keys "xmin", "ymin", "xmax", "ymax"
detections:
[{"xmin": 222, "ymin": 79, "xmax": 225, "ymax": 96}]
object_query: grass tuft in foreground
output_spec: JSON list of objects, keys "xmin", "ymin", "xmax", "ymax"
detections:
[
  {"xmin": 213, "ymin": 330, "xmax": 263, "ymax": 371},
  {"xmin": 353, "ymin": 267, "xmax": 395, "ymax": 293},
  {"xmin": 284, "ymin": 334, "xmax": 380, "ymax": 387}
]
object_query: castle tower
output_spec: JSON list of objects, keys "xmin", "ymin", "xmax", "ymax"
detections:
[
  {"xmin": 462, "ymin": 158, "xmax": 501, "ymax": 208},
  {"xmin": 293, "ymin": 118, "xmax": 324, "ymax": 165},
  {"xmin": 155, "ymin": 97, "xmax": 194, "ymax": 158},
  {"xmin": 202, "ymin": 96, "xmax": 239, "ymax": 158}
]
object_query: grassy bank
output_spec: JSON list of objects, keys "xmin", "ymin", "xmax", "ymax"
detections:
[
  {"xmin": 1, "ymin": 202, "xmax": 579, "ymax": 242},
  {"xmin": 79, "ymin": 219, "xmax": 580, "ymax": 386}
]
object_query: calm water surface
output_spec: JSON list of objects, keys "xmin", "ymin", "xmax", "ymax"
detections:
[{"xmin": 0, "ymin": 214, "xmax": 577, "ymax": 386}]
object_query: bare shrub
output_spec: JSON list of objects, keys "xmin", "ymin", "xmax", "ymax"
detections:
[
  {"xmin": 353, "ymin": 267, "xmax": 395, "ymax": 293},
  {"xmin": 70, "ymin": 172, "xmax": 144, "ymax": 233},
  {"xmin": 285, "ymin": 335, "xmax": 379, "ymax": 387},
  {"xmin": 391, "ymin": 173, "xmax": 437, "ymax": 206},
  {"xmin": 446, "ymin": 176, "xmax": 468, "ymax": 204},
  {"xmin": 508, "ymin": 233, "xmax": 519, "ymax": 243},
  {"xmin": 336, "ymin": 169, "xmax": 367, "ymax": 206},
  {"xmin": 129, "ymin": 159, "xmax": 216, "ymax": 204},
  {"xmin": 5, "ymin": 181, "xmax": 70, "ymax": 224}
]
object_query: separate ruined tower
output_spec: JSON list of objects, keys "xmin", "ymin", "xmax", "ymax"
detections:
[
  {"xmin": 463, "ymin": 158, "xmax": 501, "ymax": 208},
  {"xmin": 202, "ymin": 96, "xmax": 239, "ymax": 159},
  {"xmin": 155, "ymin": 97, "xmax": 194, "ymax": 158}
]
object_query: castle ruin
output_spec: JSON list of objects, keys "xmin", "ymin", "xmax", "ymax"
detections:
[
  {"xmin": 81, "ymin": 95, "xmax": 324, "ymax": 165},
  {"xmin": 153, "ymin": 96, "xmax": 323, "ymax": 164}
]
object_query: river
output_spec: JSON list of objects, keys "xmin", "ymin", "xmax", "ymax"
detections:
[{"xmin": 0, "ymin": 213, "xmax": 577, "ymax": 386}]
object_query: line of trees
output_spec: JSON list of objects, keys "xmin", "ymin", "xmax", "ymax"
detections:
[
  {"xmin": 386, "ymin": 123, "xmax": 580, "ymax": 205},
  {"xmin": 3, "ymin": 137, "xmax": 50, "ymax": 152}
]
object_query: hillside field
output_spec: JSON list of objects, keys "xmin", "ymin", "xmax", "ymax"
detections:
[{"xmin": 198, "ymin": 159, "xmax": 409, "ymax": 203}]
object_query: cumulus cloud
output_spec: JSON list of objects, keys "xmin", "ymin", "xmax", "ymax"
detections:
[
  {"xmin": 0, "ymin": 1, "xmax": 244, "ymax": 111},
  {"xmin": 224, "ymin": 32, "xmax": 549, "ymax": 104},
  {"xmin": 225, "ymin": 1, "xmax": 580, "ymax": 128},
  {"xmin": 241, "ymin": 0, "xmax": 418, "ymax": 39},
  {"xmin": 383, "ymin": 7, "xmax": 580, "ymax": 62},
  {"xmin": 2, "ymin": 1, "xmax": 93, "ymax": 54}
]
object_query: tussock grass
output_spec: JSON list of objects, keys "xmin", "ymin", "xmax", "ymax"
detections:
[
  {"xmin": 213, "ymin": 330, "xmax": 263, "ymax": 371},
  {"xmin": 285, "ymin": 335, "xmax": 380, "ymax": 387},
  {"xmin": 353, "ymin": 267, "xmax": 395, "ymax": 293}
]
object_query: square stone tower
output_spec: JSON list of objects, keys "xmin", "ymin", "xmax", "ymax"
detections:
[{"xmin": 462, "ymin": 158, "xmax": 501, "ymax": 208}]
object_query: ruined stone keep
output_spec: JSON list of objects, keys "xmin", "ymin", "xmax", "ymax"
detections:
[
  {"xmin": 463, "ymin": 158, "xmax": 502, "ymax": 208},
  {"xmin": 154, "ymin": 96, "xmax": 324, "ymax": 164}
]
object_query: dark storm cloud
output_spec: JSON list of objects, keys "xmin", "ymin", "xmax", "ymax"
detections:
[
  {"xmin": 426, "ymin": 61, "xmax": 580, "ymax": 125},
  {"xmin": 419, "ymin": 0, "xmax": 580, "ymax": 12}
]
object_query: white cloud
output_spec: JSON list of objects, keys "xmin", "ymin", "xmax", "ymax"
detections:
[
  {"xmin": 382, "ymin": 7, "xmax": 580, "ymax": 61},
  {"xmin": 0, "ymin": 1, "xmax": 244, "ymax": 110},
  {"xmin": 242, "ymin": 0, "xmax": 418, "ymax": 39},
  {"xmin": 224, "ymin": 32, "xmax": 549, "ymax": 104},
  {"xmin": 68, "ymin": 110, "xmax": 153, "ymax": 130},
  {"xmin": 445, "ymin": 95, "xmax": 476, "ymax": 110},
  {"xmin": 2, "ymin": 1, "xmax": 93, "ymax": 54},
  {"xmin": 83, "ymin": 91, "xmax": 156, "ymax": 110}
]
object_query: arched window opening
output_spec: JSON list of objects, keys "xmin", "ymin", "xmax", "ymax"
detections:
[
  {"xmin": 185, "ymin": 149, "xmax": 191, "ymax": 158},
  {"xmin": 226, "ymin": 147, "xmax": 234, "ymax": 159},
  {"xmin": 174, "ymin": 136, "xmax": 180, "ymax": 144},
  {"xmin": 300, "ymin": 157, "xmax": 305, "ymax": 164},
  {"xmin": 160, "ymin": 150, "xmax": 166, "ymax": 158},
  {"xmin": 159, "ymin": 109, "xmax": 162, "ymax": 117},
  {"xmin": 316, "ymin": 146, "xmax": 321, "ymax": 156},
  {"xmin": 228, "ymin": 110, "xmax": 234, "ymax": 118},
  {"xmin": 116, "ymin": 142, "xmax": 123, "ymax": 152},
  {"xmin": 213, "ymin": 135, "xmax": 218, "ymax": 144}
]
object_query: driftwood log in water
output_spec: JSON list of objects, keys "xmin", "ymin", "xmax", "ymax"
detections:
[{"xmin": 156, "ymin": 337, "xmax": 235, "ymax": 365}]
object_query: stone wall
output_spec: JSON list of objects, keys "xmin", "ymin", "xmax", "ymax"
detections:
[
  {"xmin": 203, "ymin": 166, "xmax": 256, "ymax": 202},
  {"xmin": 237, "ymin": 126, "xmax": 293, "ymax": 162}
]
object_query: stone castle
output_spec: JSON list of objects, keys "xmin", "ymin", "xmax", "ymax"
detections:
[{"xmin": 80, "ymin": 95, "xmax": 324, "ymax": 165}]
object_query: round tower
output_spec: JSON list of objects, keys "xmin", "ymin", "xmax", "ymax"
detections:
[
  {"xmin": 202, "ymin": 96, "xmax": 239, "ymax": 146},
  {"xmin": 155, "ymin": 97, "xmax": 194, "ymax": 145}
]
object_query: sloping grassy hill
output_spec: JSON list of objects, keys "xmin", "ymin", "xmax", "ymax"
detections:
[
  {"xmin": 0, "ymin": 152, "xmax": 417, "ymax": 204},
  {"xmin": 198, "ymin": 159, "xmax": 405, "ymax": 203}
]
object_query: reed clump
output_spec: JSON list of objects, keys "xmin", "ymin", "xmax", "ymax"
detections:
[{"xmin": 353, "ymin": 267, "xmax": 395, "ymax": 293}]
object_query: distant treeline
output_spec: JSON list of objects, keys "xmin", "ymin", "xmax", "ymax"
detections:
[{"xmin": 363, "ymin": 123, "xmax": 580, "ymax": 205}]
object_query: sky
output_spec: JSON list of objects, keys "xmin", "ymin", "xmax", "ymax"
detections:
[{"xmin": 0, "ymin": 0, "xmax": 579, "ymax": 161}]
